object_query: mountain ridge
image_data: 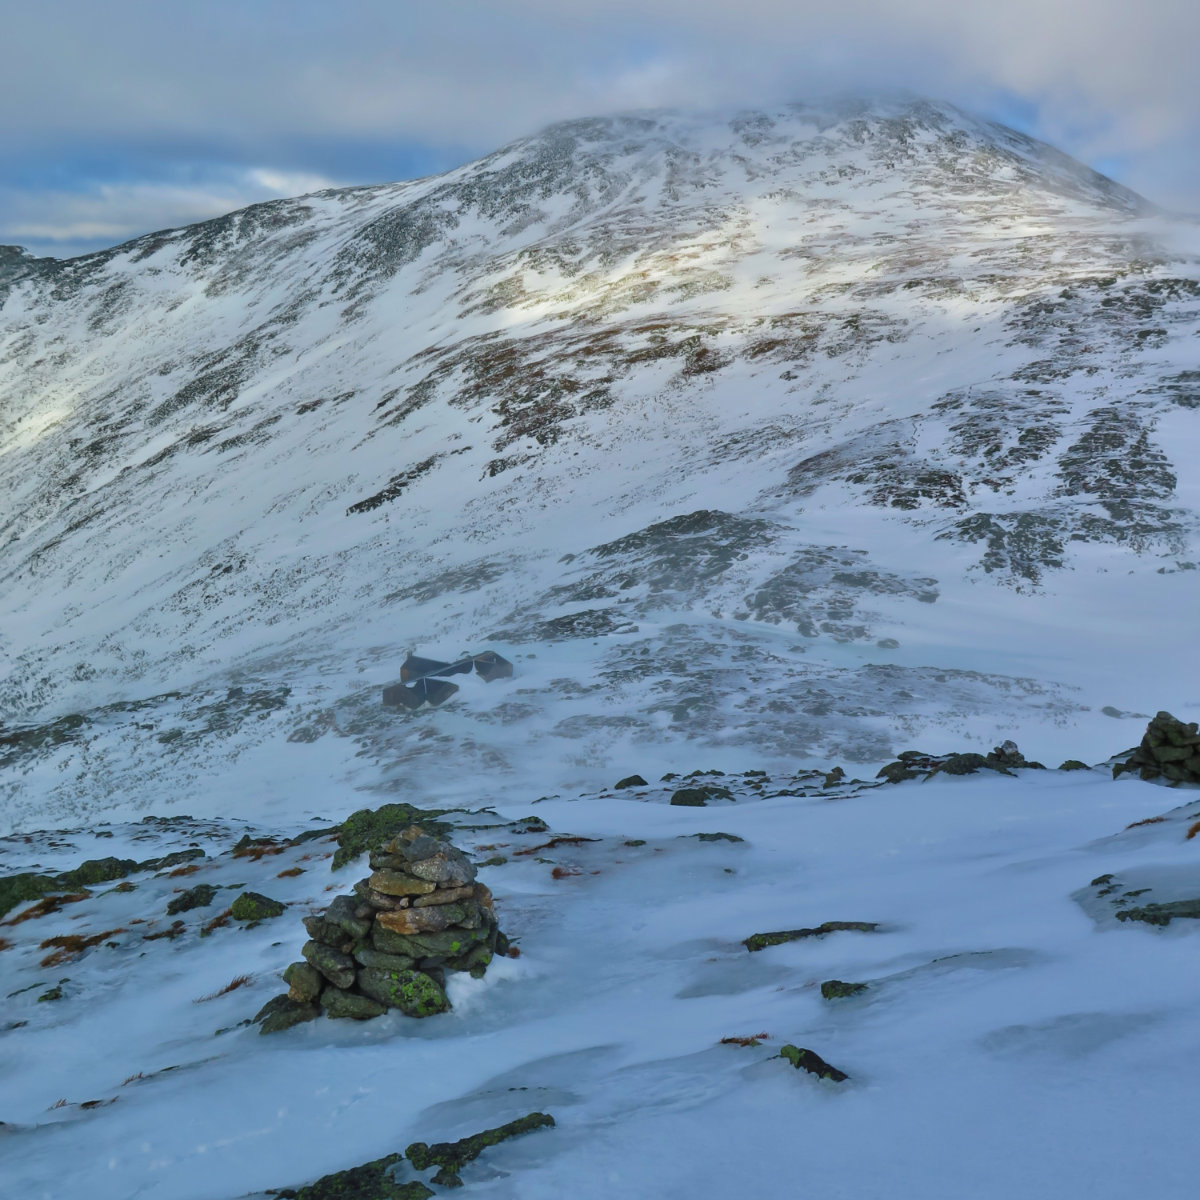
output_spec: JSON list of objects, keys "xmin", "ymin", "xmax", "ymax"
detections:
[{"xmin": 1, "ymin": 96, "xmax": 1197, "ymax": 832}]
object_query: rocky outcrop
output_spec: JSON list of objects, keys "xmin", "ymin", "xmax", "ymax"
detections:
[
  {"xmin": 261, "ymin": 826, "xmax": 505, "ymax": 1031},
  {"xmin": 876, "ymin": 740, "xmax": 1045, "ymax": 783},
  {"xmin": 1113, "ymin": 711, "xmax": 1200, "ymax": 784}
]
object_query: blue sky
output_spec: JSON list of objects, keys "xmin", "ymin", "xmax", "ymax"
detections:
[{"xmin": 3, "ymin": 1, "xmax": 1196, "ymax": 259}]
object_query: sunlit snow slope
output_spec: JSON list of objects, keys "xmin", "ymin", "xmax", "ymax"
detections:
[{"xmin": 2, "ymin": 97, "xmax": 1198, "ymax": 831}]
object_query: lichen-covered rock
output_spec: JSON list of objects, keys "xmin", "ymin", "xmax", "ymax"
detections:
[
  {"xmin": 302, "ymin": 939, "xmax": 357, "ymax": 989},
  {"xmin": 0, "ymin": 872, "xmax": 58, "ymax": 920},
  {"xmin": 288, "ymin": 1155, "xmax": 431, "ymax": 1200},
  {"xmin": 357, "ymin": 966, "xmax": 450, "ymax": 1016},
  {"xmin": 353, "ymin": 946, "xmax": 417, "ymax": 972},
  {"xmin": 283, "ymin": 961, "xmax": 324, "ymax": 1003},
  {"xmin": 166, "ymin": 883, "xmax": 217, "ymax": 915},
  {"xmin": 372, "ymin": 924, "xmax": 488, "ymax": 963},
  {"xmin": 321, "ymin": 988, "xmax": 386, "ymax": 1020},
  {"xmin": 1115, "ymin": 898, "xmax": 1200, "ymax": 926},
  {"xmin": 255, "ymin": 994, "xmax": 320, "ymax": 1035},
  {"xmin": 303, "ymin": 914, "xmax": 354, "ymax": 950},
  {"xmin": 780, "ymin": 1044, "xmax": 849, "ymax": 1082},
  {"xmin": 744, "ymin": 920, "xmax": 879, "ymax": 952},
  {"xmin": 821, "ymin": 979, "xmax": 869, "ymax": 999},
  {"xmin": 332, "ymin": 803, "xmax": 451, "ymax": 871},
  {"xmin": 369, "ymin": 868, "xmax": 437, "ymax": 897},
  {"xmin": 615, "ymin": 774, "xmax": 648, "ymax": 789},
  {"xmin": 412, "ymin": 883, "xmax": 476, "ymax": 907},
  {"xmin": 877, "ymin": 761, "xmax": 920, "ymax": 784},
  {"xmin": 403, "ymin": 847, "xmax": 476, "ymax": 888},
  {"xmin": 670, "ymin": 787, "xmax": 716, "ymax": 806},
  {"xmin": 405, "ymin": 1112, "xmax": 555, "ymax": 1175},
  {"xmin": 937, "ymin": 752, "xmax": 992, "ymax": 776},
  {"xmin": 375, "ymin": 903, "xmax": 477, "ymax": 937},
  {"xmin": 322, "ymin": 894, "xmax": 372, "ymax": 940},
  {"xmin": 230, "ymin": 891, "xmax": 285, "ymax": 921},
  {"xmin": 1058, "ymin": 759, "xmax": 1091, "ymax": 771}
]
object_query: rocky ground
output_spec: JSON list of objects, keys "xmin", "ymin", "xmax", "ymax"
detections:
[{"xmin": 2, "ymin": 725, "xmax": 1199, "ymax": 1198}]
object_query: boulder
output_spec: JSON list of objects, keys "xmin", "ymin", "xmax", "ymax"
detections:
[
  {"xmin": 356, "ymin": 966, "xmax": 450, "ymax": 1017},
  {"xmin": 166, "ymin": 883, "xmax": 217, "ymax": 915},
  {"xmin": 614, "ymin": 774, "xmax": 648, "ymax": 789},
  {"xmin": 230, "ymin": 891, "xmax": 285, "ymax": 921}
]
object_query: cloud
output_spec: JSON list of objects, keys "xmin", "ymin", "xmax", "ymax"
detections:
[
  {"xmin": 2, "ymin": 0, "xmax": 1198, "ymax": 255},
  {"xmin": 0, "ymin": 167, "xmax": 341, "ymax": 259}
]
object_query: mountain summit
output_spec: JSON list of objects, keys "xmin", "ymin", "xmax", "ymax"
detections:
[{"xmin": 1, "ymin": 97, "xmax": 1197, "ymax": 829}]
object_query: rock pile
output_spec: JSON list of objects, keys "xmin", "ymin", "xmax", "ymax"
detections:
[
  {"xmin": 258, "ymin": 826, "xmax": 505, "ymax": 1032},
  {"xmin": 1113, "ymin": 711, "xmax": 1200, "ymax": 784}
]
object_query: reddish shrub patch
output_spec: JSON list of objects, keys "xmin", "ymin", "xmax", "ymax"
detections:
[
  {"xmin": 1125, "ymin": 816, "xmax": 1166, "ymax": 830},
  {"xmin": 39, "ymin": 928, "xmax": 126, "ymax": 967}
]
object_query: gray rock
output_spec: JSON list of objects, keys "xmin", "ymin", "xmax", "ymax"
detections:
[
  {"xmin": 283, "ymin": 961, "xmax": 324, "ymax": 1003},
  {"xmin": 323, "ymin": 894, "xmax": 372, "ymax": 940},
  {"xmin": 321, "ymin": 988, "xmax": 386, "ymax": 1020},
  {"xmin": 166, "ymin": 883, "xmax": 217, "ymax": 915},
  {"xmin": 302, "ymin": 939, "xmax": 357, "ymax": 989}
]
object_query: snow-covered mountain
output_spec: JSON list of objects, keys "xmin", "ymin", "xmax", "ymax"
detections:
[{"xmin": 2, "ymin": 96, "xmax": 1199, "ymax": 832}]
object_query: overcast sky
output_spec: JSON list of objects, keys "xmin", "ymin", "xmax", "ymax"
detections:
[{"xmin": 3, "ymin": 0, "xmax": 1197, "ymax": 258}]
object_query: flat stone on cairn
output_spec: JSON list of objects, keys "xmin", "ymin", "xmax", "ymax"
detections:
[{"xmin": 258, "ymin": 825, "xmax": 507, "ymax": 1033}]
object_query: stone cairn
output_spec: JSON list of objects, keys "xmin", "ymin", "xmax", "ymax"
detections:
[
  {"xmin": 260, "ymin": 826, "xmax": 505, "ymax": 1032},
  {"xmin": 1113, "ymin": 711, "xmax": 1200, "ymax": 784}
]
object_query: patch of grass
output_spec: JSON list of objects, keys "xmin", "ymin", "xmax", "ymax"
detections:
[
  {"xmin": 195, "ymin": 974, "xmax": 253, "ymax": 1003},
  {"xmin": 1187, "ymin": 820, "xmax": 1200, "ymax": 841},
  {"xmin": 1125, "ymin": 816, "xmax": 1166, "ymax": 830},
  {"xmin": 720, "ymin": 1033, "xmax": 770, "ymax": 1047},
  {"xmin": 142, "ymin": 921, "xmax": 185, "ymax": 942},
  {"xmin": 200, "ymin": 909, "xmax": 233, "ymax": 937},
  {"xmin": 276, "ymin": 866, "xmax": 305, "ymax": 878},
  {"xmin": 39, "ymin": 928, "xmax": 126, "ymax": 967},
  {"xmin": 168, "ymin": 863, "xmax": 201, "ymax": 877},
  {"xmin": 3, "ymin": 892, "xmax": 90, "ymax": 925}
]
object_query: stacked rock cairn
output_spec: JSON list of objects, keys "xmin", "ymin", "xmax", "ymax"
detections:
[
  {"xmin": 270, "ymin": 826, "xmax": 506, "ymax": 1028},
  {"xmin": 1113, "ymin": 711, "xmax": 1200, "ymax": 784}
]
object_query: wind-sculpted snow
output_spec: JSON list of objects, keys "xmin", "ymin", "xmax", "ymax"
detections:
[{"xmin": 1, "ymin": 96, "xmax": 1198, "ymax": 830}]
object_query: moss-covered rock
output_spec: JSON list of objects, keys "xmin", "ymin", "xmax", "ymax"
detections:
[
  {"xmin": 332, "ymin": 804, "xmax": 451, "ymax": 870},
  {"xmin": 230, "ymin": 891, "xmax": 285, "ymax": 921},
  {"xmin": 744, "ymin": 921, "xmax": 879, "ymax": 952},
  {"xmin": 670, "ymin": 785, "xmax": 733, "ymax": 807},
  {"xmin": 302, "ymin": 940, "xmax": 357, "ymax": 989},
  {"xmin": 357, "ymin": 967, "xmax": 450, "ymax": 1017},
  {"xmin": 876, "ymin": 761, "xmax": 920, "ymax": 784},
  {"xmin": 285, "ymin": 1152, "xmax": 432, "ymax": 1200},
  {"xmin": 779, "ymin": 1044, "xmax": 849, "ymax": 1082},
  {"xmin": 56, "ymin": 856, "xmax": 138, "ymax": 889},
  {"xmin": 615, "ymin": 774, "xmax": 648, "ymax": 789},
  {"xmin": 166, "ymin": 883, "xmax": 217, "ymax": 915},
  {"xmin": 1058, "ymin": 759, "xmax": 1091, "ymax": 771},
  {"xmin": 321, "ymin": 988, "xmax": 386, "ymax": 1020},
  {"xmin": 0, "ymin": 872, "xmax": 58, "ymax": 920},
  {"xmin": 353, "ymin": 946, "xmax": 417, "ymax": 972},
  {"xmin": 1115, "ymin": 898, "xmax": 1200, "ymax": 926},
  {"xmin": 255, "ymin": 994, "xmax": 320, "ymax": 1035},
  {"xmin": 405, "ymin": 1112, "xmax": 555, "ymax": 1174},
  {"xmin": 283, "ymin": 961, "xmax": 324, "ymax": 1003},
  {"xmin": 820, "ymin": 979, "xmax": 868, "ymax": 1000}
]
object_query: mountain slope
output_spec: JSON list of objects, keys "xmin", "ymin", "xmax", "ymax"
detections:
[{"xmin": 1, "ymin": 97, "xmax": 1198, "ymax": 831}]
